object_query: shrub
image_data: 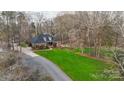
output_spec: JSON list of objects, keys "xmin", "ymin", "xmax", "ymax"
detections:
[
  {"xmin": 20, "ymin": 42, "xmax": 28, "ymax": 47},
  {"xmin": 113, "ymin": 50, "xmax": 124, "ymax": 75},
  {"xmin": 91, "ymin": 69, "xmax": 123, "ymax": 80}
]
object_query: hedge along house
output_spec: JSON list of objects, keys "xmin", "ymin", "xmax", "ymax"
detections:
[{"xmin": 31, "ymin": 33, "xmax": 57, "ymax": 49}]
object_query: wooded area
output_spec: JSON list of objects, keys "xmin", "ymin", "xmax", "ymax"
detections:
[
  {"xmin": 0, "ymin": 11, "xmax": 124, "ymax": 51},
  {"xmin": 0, "ymin": 11, "xmax": 124, "ymax": 80}
]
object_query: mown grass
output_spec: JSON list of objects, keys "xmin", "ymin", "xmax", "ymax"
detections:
[{"xmin": 35, "ymin": 48, "xmax": 115, "ymax": 81}]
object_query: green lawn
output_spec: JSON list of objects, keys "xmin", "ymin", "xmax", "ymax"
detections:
[{"xmin": 35, "ymin": 48, "xmax": 115, "ymax": 81}]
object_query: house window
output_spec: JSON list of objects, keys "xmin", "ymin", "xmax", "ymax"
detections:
[
  {"xmin": 43, "ymin": 37, "xmax": 47, "ymax": 42},
  {"xmin": 48, "ymin": 37, "xmax": 52, "ymax": 41}
]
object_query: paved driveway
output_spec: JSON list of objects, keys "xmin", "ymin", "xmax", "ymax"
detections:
[{"xmin": 22, "ymin": 47, "xmax": 71, "ymax": 81}]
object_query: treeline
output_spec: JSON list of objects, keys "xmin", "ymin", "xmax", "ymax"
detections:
[
  {"xmin": 40, "ymin": 12, "xmax": 124, "ymax": 57},
  {"xmin": 0, "ymin": 11, "xmax": 124, "ymax": 53},
  {"xmin": 0, "ymin": 11, "xmax": 36, "ymax": 51}
]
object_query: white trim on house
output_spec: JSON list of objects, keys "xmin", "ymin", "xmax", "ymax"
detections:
[
  {"xmin": 48, "ymin": 37, "xmax": 52, "ymax": 41},
  {"xmin": 43, "ymin": 37, "xmax": 47, "ymax": 42}
]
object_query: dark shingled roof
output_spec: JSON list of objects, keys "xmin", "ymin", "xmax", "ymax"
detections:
[{"xmin": 31, "ymin": 33, "xmax": 55, "ymax": 44}]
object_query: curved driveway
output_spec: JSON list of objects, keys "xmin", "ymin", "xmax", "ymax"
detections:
[{"xmin": 22, "ymin": 47, "xmax": 72, "ymax": 81}]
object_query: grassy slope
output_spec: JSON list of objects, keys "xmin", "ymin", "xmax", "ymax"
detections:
[
  {"xmin": 35, "ymin": 48, "xmax": 114, "ymax": 81},
  {"xmin": 74, "ymin": 47, "xmax": 113, "ymax": 57}
]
